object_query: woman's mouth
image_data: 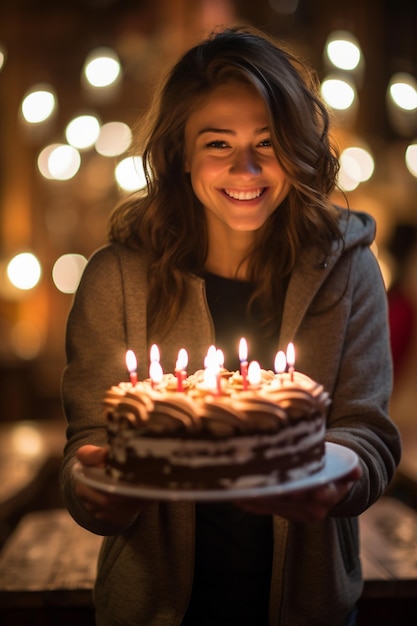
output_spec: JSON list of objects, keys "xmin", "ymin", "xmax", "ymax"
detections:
[{"xmin": 223, "ymin": 188, "xmax": 266, "ymax": 200}]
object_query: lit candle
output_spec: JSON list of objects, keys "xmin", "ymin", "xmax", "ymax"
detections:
[
  {"xmin": 150, "ymin": 343, "xmax": 160, "ymax": 363},
  {"xmin": 125, "ymin": 350, "xmax": 138, "ymax": 385},
  {"xmin": 286, "ymin": 342, "xmax": 295, "ymax": 381},
  {"xmin": 274, "ymin": 350, "xmax": 286, "ymax": 384},
  {"xmin": 149, "ymin": 360, "xmax": 163, "ymax": 389},
  {"xmin": 204, "ymin": 345, "xmax": 222, "ymax": 395},
  {"xmin": 239, "ymin": 337, "xmax": 249, "ymax": 390},
  {"xmin": 248, "ymin": 360, "xmax": 261, "ymax": 387},
  {"xmin": 175, "ymin": 348, "xmax": 188, "ymax": 392}
]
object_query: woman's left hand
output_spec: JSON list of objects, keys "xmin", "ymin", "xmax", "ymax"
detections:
[{"xmin": 234, "ymin": 464, "xmax": 362, "ymax": 522}]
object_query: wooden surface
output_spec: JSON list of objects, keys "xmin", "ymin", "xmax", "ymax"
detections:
[
  {"xmin": 0, "ymin": 509, "xmax": 102, "ymax": 609},
  {"xmin": 0, "ymin": 419, "xmax": 65, "ymax": 521},
  {"xmin": 359, "ymin": 496, "xmax": 417, "ymax": 598}
]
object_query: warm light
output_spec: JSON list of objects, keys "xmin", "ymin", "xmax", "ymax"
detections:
[
  {"xmin": 405, "ymin": 142, "xmax": 417, "ymax": 177},
  {"xmin": 274, "ymin": 350, "xmax": 286, "ymax": 374},
  {"xmin": 65, "ymin": 114, "xmax": 101, "ymax": 150},
  {"xmin": 47, "ymin": 144, "xmax": 81, "ymax": 180},
  {"xmin": 83, "ymin": 47, "xmax": 121, "ymax": 88},
  {"xmin": 11, "ymin": 424, "xmax": 45, "ymax": 457},
  {"xmin": 95, "ymin": 121, "xmax": 132, "ymax": 157},
  {"xmin": 216, "ymin": 349, "xmax": 224, "ymax": 368},
  {"xmin": 204, "ymin": 345, "xmax": 218, "ymax": 368},
  {"xmin": 338, "ymin": 153, "xmax": 362, "ymax": 191},
  {"xmin": 341, "ymin": 146, "xmax": 374, "ymax": 182},
  {"xmin": 126, "ymin": 350, "xmax": 137, "ymax": 373},
  {"xmin": 52, "ymin": 254, "xmax": 87, "ymax": 294},
  {"xmin": 150, "ymin": 360, "xmax": 163, "ymax": 384},
  {"xmin": 321, "ymin": 76, "xmax": 356, "ymax": 110},
  {"xmin": 115, "ymin": 156, "xmax": 147, "ymax": 191},
  {"xmin": 325, "ymin": 31, "xmax": 361, "ymax": 71},
  {"xmin": 0, "ymin": 44, "xmax": 6, "ymax": 72},
  {"xmin": 248, "ymin": 361, "xmax": 261, "ymax": 385},
  {"xmin": 239, "ymin": 337, "xmax": 248, "ymax": 362},
  {"xmin": 176, "ymin": 348, "xmax": 188, "ymax": 371},
  {"xmin": 7, "ymin": 252, "xmax": 42, "ymax": 290},
  {"xmin": 389, "ymin": 73, "xmax": 417, "ymax": 111},
  {"xmin": 21, "ymin": 84, "xmax": 56, "ymax": 123},
  {"xmin": 150, "ymin": 344, "xmax": 160, "ymax": 362},
  {"xmin": 286, "ymin": 342, "xmax": 295, "ymax": 368}
]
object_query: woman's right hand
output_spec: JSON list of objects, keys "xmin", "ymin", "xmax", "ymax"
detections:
[{"xmin": 75, "ymin": 444, "xmax": 147, "ymax": 528}]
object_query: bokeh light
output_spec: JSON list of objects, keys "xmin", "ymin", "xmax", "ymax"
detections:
[
  {"xmin": 83, "ymin": 47, "xmax": 121, "ymax": 88},
  {"xmin": 95, "ymin": 121, "xmax": 132, "ymax": 156},
  {"xmin": 405, "ymin": 142, "xmax": 417, "ymax": 177},
  {"xmin": 321, "ymin": 76, "xmax": 356, "ymax": 110},
  {"xmin": 115, "ymin": 156, "xmax": 147, "ymax": 191},
  {"xmin": 47, "ymin": 144, "xmax": 81, "ymax": 180},
  {"xmin": 65, "ymin": 114, "xmax": 101, "ymax": 149},
  {"xmin": 389, "ymin": 73, "xmax": 417, "ymax": 111},
  {"xmin": 325, "ymin": 31, "xmax": 361, "ymax": 71},
  {"xmin": 7, "ymin": 253, "xmax": 42, "ymax": 290},
  {"xmin": 52, "ymin": 253, "xmax": 87, "ymax": 294},
  {"xmin": 21, "ymin": 84, "xmax": 57, "ymax": 124}
]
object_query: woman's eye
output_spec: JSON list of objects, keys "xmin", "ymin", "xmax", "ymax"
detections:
[
  {"xmin": 206, "ymin": 140, "xmax": 228, "ymax": 149},
  {"xmin": 258, "ymin": 138, "xmax": 273, "ymax": 147}
]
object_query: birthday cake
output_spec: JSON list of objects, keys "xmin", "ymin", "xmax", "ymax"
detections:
[{"xmin": 104, "ymin": 361, "xmax": 330, "ymax": 491}]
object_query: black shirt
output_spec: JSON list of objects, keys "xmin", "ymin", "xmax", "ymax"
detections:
[{"xmin": 182, "ymin": 272, "xmax": 281, "ymax": 626}]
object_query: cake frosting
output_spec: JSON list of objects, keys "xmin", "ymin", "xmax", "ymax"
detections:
[{"xmin": 104, "ymin": 367, "xmax": 330, "ymax": 491}]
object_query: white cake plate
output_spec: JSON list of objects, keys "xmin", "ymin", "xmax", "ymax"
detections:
[{"xmin": 73, "ymin": 441, "xmax": 359, "ymax": 502}]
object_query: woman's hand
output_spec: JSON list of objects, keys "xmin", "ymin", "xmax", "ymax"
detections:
[
  {"xmin": 234, "ymin": 464, "xmax": 362, "ymax": 522},
  {"xmin": 75, "ymin": 444, "xmax": 147, "ymax": 528}
]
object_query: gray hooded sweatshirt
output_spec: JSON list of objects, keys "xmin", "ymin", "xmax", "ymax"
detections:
[{"xmin": 60, "ymin": 209, "xmax": 401, "ymax": 626}]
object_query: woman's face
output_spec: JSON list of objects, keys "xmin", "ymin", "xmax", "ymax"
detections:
[{"xmin": 184, "ymin": 80, "xmax": 290, "ymax": 237}]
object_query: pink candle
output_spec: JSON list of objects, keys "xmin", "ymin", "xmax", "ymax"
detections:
[
  {"xmin": 125, "ymin": 350, "xmax": 138, "ymax": 385},
  {"xmin": 239, "ymin": 337, "xmax": 249, "ymax": 390},
  {"xmin": 175, "ymin": 348, "xmax": 188, "ymax": 392}
]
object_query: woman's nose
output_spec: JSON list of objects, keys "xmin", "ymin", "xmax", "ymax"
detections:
[{"xmin": 229, "ymin": 148, "xmax": 261, "ymax": 176}]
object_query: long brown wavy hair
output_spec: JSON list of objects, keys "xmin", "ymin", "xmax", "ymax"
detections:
[{"xmin": 109, "ymin": 26, "xmax": 342, "ymax": 341}]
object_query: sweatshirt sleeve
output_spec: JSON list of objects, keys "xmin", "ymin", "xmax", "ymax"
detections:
[
  {"xmin": 325, "ymin": 245, "xmax": 401, "ymax": 516},
  {"xmin": 59, "ymin": 245, "xmax": 137, "ymax": 535}
]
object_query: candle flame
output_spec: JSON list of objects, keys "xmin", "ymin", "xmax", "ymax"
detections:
[
  {"xmin": 239, "ymin": 337, "xmax": 248, "ymax": 362},
  {"xmin": 150, "ymin": 343, "xmax": 160, "ymax": 362},
  {"xmin": 149, "ymin": 360, "xmax": 163, "ymax": 384},
  {"xmin": 176, "ymin": 348, "xmax": 188, "ymax": 371},
  {"xmin": 216, "ymin": 348, "xmax": 224, "ymax": 367},
  {"xmin": 274, "ymin": 350, "xmax": 286, "ymax": 374},
  {"xmin": 248, "ymin": 360, "xmax": 261, "ymax": 385},
  {"xmin": 125, "ymin": 349, "xmax": 137, "ymax": 373},
  {"xmin": 286, "ymin": 342, "xmax": 295, "ymax": 368},
  {"xmin": 204, "ymin": 345, "xmax": 218, "ymax": 369}
]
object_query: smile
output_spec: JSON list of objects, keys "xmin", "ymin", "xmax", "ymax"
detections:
[{"xmin": 223, "ymin": 188, "xmax": 265, "ymax": 200}]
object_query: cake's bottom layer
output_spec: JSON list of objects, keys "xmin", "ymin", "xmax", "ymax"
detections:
[{"xmin": 106, "ymin": 418, "xmax": 326, "ymax": 490}]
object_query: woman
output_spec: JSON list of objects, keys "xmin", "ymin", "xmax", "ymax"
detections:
[{"xmin": 60, "ymin": 26, "xmax": 401, "ymax": 626}]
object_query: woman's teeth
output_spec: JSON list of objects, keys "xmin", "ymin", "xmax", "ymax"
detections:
[{"xmin": 224, "ymin": 188, "xmax": 264, "ymax": 200}]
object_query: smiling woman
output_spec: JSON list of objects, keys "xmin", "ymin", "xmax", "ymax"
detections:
[{"xmin": 60, "ymin": 25, "xmax": 401, "ymax": 626}]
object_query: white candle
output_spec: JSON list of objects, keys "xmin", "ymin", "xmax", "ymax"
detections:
[
  {"xmin": 125, "ymin": 350, "xmax": 138, "ymax": 385},
  {"xmin": 286, "ymin": 342, "xmax": 295, "ymax": 381}
]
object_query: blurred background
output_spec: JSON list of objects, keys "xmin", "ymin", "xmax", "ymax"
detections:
[{"xmin": 1, "ymin": 0, "xmax": 417, "ymax": 511}]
